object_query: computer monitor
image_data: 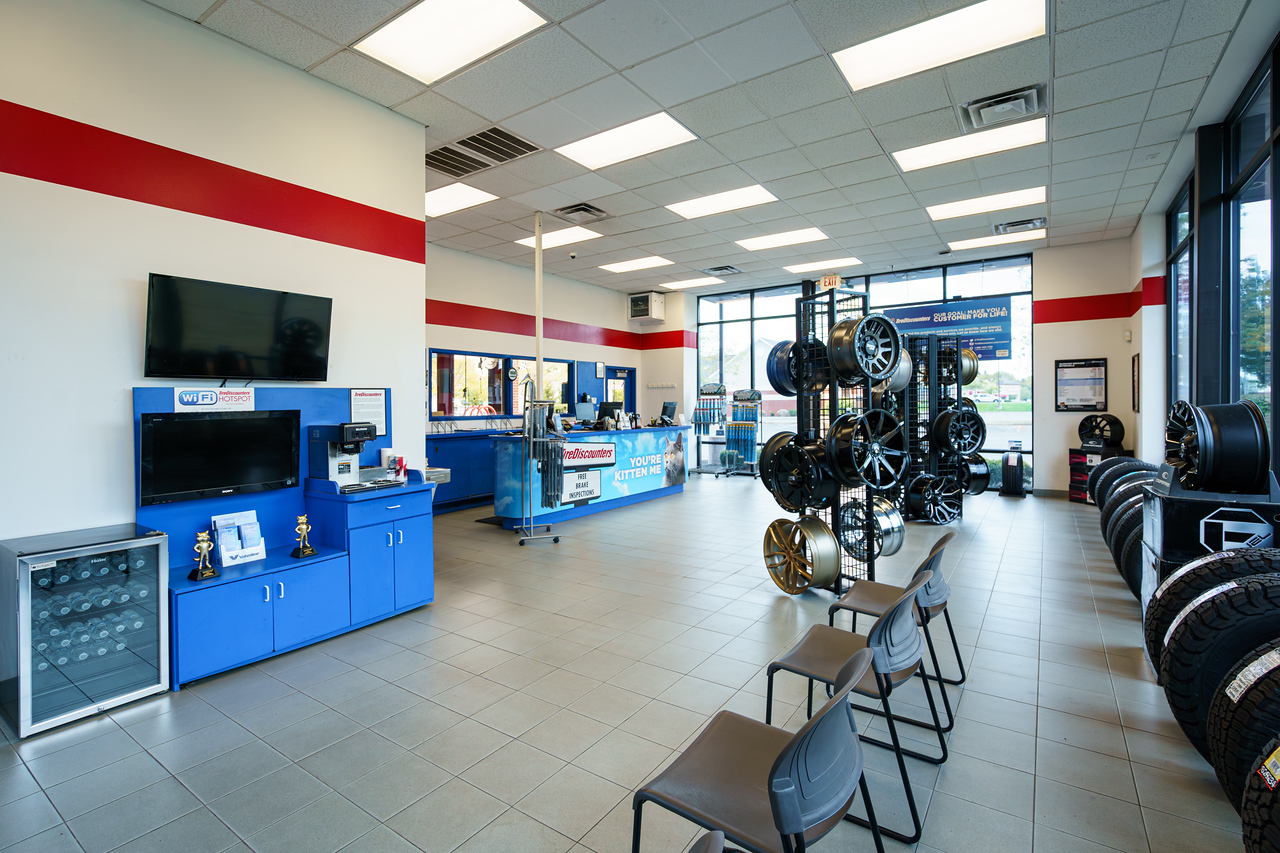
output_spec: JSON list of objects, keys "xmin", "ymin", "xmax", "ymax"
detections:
[
  {"xmin": 661, "ymin": 401, "xmax": 677, "ymax": 420},
  {"xmin": 598, "ymin": 402, "xmax": 623, "ymax": 422},
  {"xmin": 575, "ymin": 401, "xmax": 596, "ymax": 421}
]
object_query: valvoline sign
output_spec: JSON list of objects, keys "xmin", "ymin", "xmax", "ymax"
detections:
[{"xmin": 173, "ymin": 388, "xmax": 255, "ymax": 412}]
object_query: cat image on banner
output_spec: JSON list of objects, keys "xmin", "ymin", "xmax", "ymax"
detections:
[{"xmin": 663, "ymin": 433, "xmax": 686, "ymax": 487}]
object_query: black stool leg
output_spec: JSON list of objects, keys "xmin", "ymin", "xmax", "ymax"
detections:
[
  {"xmin": 843, "ymin": 773, "xmax": 887, "ymax": 853},
  {"xmin": 844, "ymin": 674, "xmax": 924, "ymax": 845},
  {"xmin": 765, "ymin": 666, "xmax": 776, "ymax": 725},
  {"xmin": 940, "ymin": 608, "xmax": 968, "ymax": 685},
  {"xmin": 631, "ymin": 796, "xmax": 645, "ymax": 853}
]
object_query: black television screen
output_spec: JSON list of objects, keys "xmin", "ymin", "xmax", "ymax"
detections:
[
  {"xmin": 139, "ymin": 410, "xmax": 300, "ymax": 506},
  {"xmin": 661, "ymin": 401, "xmax": 676, "ymax": 419},
  {"xmin": 145, "ymin": 274, "xmax": 332, "ymax": 381}
]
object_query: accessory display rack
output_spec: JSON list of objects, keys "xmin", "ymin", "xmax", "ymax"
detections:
[
  {"xmin": 724, "ymin": 390, "xmax": 762, "ymax": 478},
  {"xmin": 517, "ymin": 379, "xmax": 563, "ymax": 545},
  {"xmin": 691, "ymin": 384, "xmax": 727, "ymax": 476}
]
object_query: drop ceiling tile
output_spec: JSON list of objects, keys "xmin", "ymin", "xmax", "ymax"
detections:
[
  {"xmin": 901, "ymin": 161, "xmax": 979, "ymax": 191},
  {"xmin": 1052, "ymin": 173, "xmax": 1125, "ymax": 200},
  {"xmin": 822, "ymin": 156, "xmax": 899, "ymax": 190},
  {"xmin": 669, "ymin": 87, "xmax": 768, "ymax": 138},
  {"xmin": 310, "ymin": 50, "xmax": 424, "ymax": 106},
  {"xmin": 852, "ymin": 72, "xmax": 951, "ymax": 127},
  {"xmin": 1051, "ymin": 220, "xmax": 1112, "ymax": 236},
  {"xmin": 1147, "ymin": 79, "xmax": 1207, "ymax": 119},
  {"xmin": 873, "ymin": 109, "xmax": 964, "ymax": 152},
  {"xmin": 1158, "ymin": 33, "xmax": 1230, "ymax": 87},
  {"xmin": 1105, "ymin": 225, "xmax": 1138, "ymax": 239},
  {"xmin": 588, "ymin": 218, "xmax": 645, "ymax": 236},
  {"xmin": 641, "ymin": 142, "xmax": 732, "ymax": 178},
  {"xmin": 820, "ymin": 218, "xmax": 876, "ymax": 237},
  {"xmin": 888, "ymin": 235, "xmax": 947, "ymax": 251},
  {"xmin": 1051, "ymin": 192, "xmax": 1118, "ymax": 215},
  {"xmin": 843, "ymin": 176, "xmax": 910, "ymax": 204},
  {"xmin": 1053, "ymin": 207, "xmax": 1115, "ymax": 226},
  {"xmin": 597, "ymin": 158, "xmax": 674, "ymax": 188},
  {"xmin": 624, "ymin": 43, "xmax": 736, "ymax": 107},
  {"xmin": 657, "ymin": 0, "xmax": 780, "ymax": 39},
  {"xmin": 1052, "ymin": 125, "xmax": 1141, "ymax": 163},
  {"xmin": 765, "ymin": 170, "xmax": 836, "ymax": 199},
  {"xmin": 561, "ymin": 0, "xmax": 693, "ymax": 68},
  {"xmin": 550, "ymin": 173, "xmax": 628, "ymax": 202},
  {"xmin": 1052, "ymin": 151, "xmax": 1131, "ymax": 182},
  {"xmin": 683, "ymin": 164, "xmax": 756, "ymax": 194},
  {"xmin": 1109, "ymin": 215, "xmax": 1141, "ymax": 229},
  {"xmin": 504, "ymin": 151, "xmax": 589, "ymax": 185},
  {"xmin": 205, "ymin": 0, "xmax": 338, "ymax": 70},
  {"xmin": 260, "ymin": 0, "xmax": 402, "ymax": 43},
  {"xmin": 942, "ymin": 38, "xmax": 1052, "ymax": 106},
  {"xmin": 979, "ymin": 167, "xmax": 1049, "ymax": 195},
  {"xmin": 700, "ymin": 7, "xmax": 822, "ymax": 82},
  {"xmin": 677, "ymin": 233, "xmax": 731, "ymax": 250},
  {"xmin": 639, "ymin": 221, "xmax": 707, "ymax": 241},
  {"xmin": 737, "ymin": 201, "xmax": 799, "ymax": 224},
  {"xmin": 619, "ymin": 207, "xmax": 685, "ymax": 228},
  {"xmin": 454, "ymin": 170, "xmax": 535, "ymax": 199},
  {"xmin": 1052, "ymin": 94, "xmax": 1152, "ymax": 140},
  {"xmin": 146, "ymin": 0, "xmax": 220, "ymax": 19},
  {"xmin": 1053, "ymin": 53, "xmax": 1164, "ymax": 111},
  {"xmin": 788, "ymin": 189, "xmax": 848, "ymax": 214},
  {"xmin": 740, "ymin": 149, "xmax": 819, "ymax": 181},
  {"xmin": 432, "ymin": 68, "xmax": 546, "ymax": 120},
  {"xmin": 510, "ymin": 186, "xmax": 579, "ymax": 210},
  {"xmin": 1054, "ymin": 3, "xmax": 1179, "ymax": 77},
  {"xmin": 590, "ymin": 192, "xmax": 660, "ymax": 216},
  {"xmin": 1122, "ymin": 165, "xmax": 1166, "ymax": 186},
  {"xmin": 740, "ymin": 59, "xmax": 847, "ymax": 120},
  {"xmin": 804, "ymin": 206, "xmax": 866, "ymax": 227},
  {"xmin": 396, "ymin": 92, "xmax": 491, "ymax": 140},
  {"xmin": 773, "ymin": 99, "xmax": 867, "ymax": 147},
  {"xmin": 707, "ymin": 121, "xmax": 794, "ymax": 162},
  {"xmin": 1055, "ymin": 0, "xmax": 1164, "ymax": 32},
  {"xmin": 523, "ymin": 0, "xmax": 598, "ymax": 23},
  {"xmin": 1116, "ymin": 184, "xmax": 1156, "ymax": 205},
  {"xmin": 554, "ymin": 75, "xmax": 661, "ymax": 131},
  {"xmin": 801, "ymin": 131, "xmax": 882, "ymax": 169},
  {"xmin": 449, "ymin": 231, "xmax": 507, "ymax": 250},
  {"xmin": 425, "ymin": 220, "xmax": 468, "ymax": 240},
  {"xmin": 634, "ymin": 177, "xmax": 701, "ymax": 206},
  {"xmin": 499, "ymin": 102, "xmax": 598, "ymax": 149},
  {"xmin": 1128, "ymin": 141, "xmax": 1177, "ymax": 168},
  {"xmin": 1050, "ymin": 231, "xmax": 1106, "ymax": 246},
  {"xmin": 866, "ymin": 207, "xmax": 928, "ymax": 227},
  {"xmin": 972, "ymin": 143, "xmax": 1049, "ymax": 177},
  {"xmin": 793, "ymin": 0, "xmax": 925, "ymax": 53},
  {"xmin": 913, "ymin": 183, "xmax": 986, "ymax": 206},
  {"xmin": 436, "ymin": 210, "xmax": 503, "ymax": 231},
  {"xmin": 1136, "ymin": 112, "xmax": 1192, "ymax": 147},
  {"xmin": 1173, "ymin": 0, "xmax": 1247, "ymax": 45},
  {"xmin": 1111, "ymin": 201, "xmax": 1148, "ymax": 218}
]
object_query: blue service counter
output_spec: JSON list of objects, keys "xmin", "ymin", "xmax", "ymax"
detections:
[
  {"xmin": 492, "ymin": 426, "xmax": 691, "ymax": 528},
  {"xmin": 427, "ymin": 431, "xmax": 509, "ymax": 508}
]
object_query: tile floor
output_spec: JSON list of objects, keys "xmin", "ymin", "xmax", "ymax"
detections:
[{"xmin": 0, "ymin": 476, "xmax": 1246, "ymax": 853}]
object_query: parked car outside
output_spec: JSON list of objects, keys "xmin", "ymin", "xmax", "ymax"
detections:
[{"xmin": 969, "ymin": 391, "xmax": 1000, "ymax": 402}]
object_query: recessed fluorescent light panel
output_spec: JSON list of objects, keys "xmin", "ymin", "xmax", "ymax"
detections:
[
  {"xmin": 660, "ymin": 277, "xmax": 724, "ymax": 290},
  {"xmin": 784, "ymin": 257, "xmax": 864, "ymax": 274},
  {"xmin": 736, "ymin": 228, "xmax": 828, "ymax": 251},
  {"xmin": 926, "ymin": 187, "xmax": 1046, "ymax": 221},
  {"xmin": 423, "ymin": 182, "xmax": 498, "ymax": 217},
  {"xmin": 515, "ymin": 226, "xmax": 601, "ymax": 248},
  {"xmin": 892, "ymin": 117, "xmax": 1046, "ymax": 172},
  {"xmin": 556, "ymin": 114, "xmax": 696, "ymax": 170},
  {"xmin": 948, "ymin": 229, "xmax": 1047, "ymax": 251},
  {"xmin": 833, "ymin": 0, "xmax": 1045, "ymax": 91},
  {"xmin": 666, "ymin": 186, "xmax": 778, "ymax": 219},
  {"xmin": 355, "ymin": 0, "xmax": 545, "ymax": 85},
  {"xmin": 600, "ymin": 256, "xmax": 674, "ymax": 273}
]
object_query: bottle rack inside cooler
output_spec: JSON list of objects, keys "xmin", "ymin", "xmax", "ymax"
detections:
[
  {"xmin": 895, "ymin": 334, "xmax": 965, "ymax": 523},
  {"xmin": 793, "ymin": 288, "xmax": 877, "ymax": 590}
]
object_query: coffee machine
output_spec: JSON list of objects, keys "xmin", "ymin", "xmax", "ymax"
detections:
[{"xmin": 308, "ymin": 423, "xmax": 377, "ymax": 490}]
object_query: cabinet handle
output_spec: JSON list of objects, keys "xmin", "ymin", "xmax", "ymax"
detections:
[
  {"xmin": 386, "ymin": 532, "xmax": 393, "ymax": 547},
  {"xmin": 263, "ymin": 585, "xmax": 270, "ymax": 602},
  {"xmin": 398, "ymin": 530, "xmax": 404, "ymax": 545},
  {"xmin": 278, "ymin": 582, "xmax": 285, "ymax": 599},
  {"xmin": 385, "ymin": 505, "xmax": 401, "ymax": 509}
]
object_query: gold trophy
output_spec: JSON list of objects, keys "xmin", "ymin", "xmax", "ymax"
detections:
[
  {"xmin": 190, "ymin": 530, "xmax": 219, "ymax": 581},
  {"xmin": 292, "ymin": 514, "xmax": 317, "ymax": 558}
]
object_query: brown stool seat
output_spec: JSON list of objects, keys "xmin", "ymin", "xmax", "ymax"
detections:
[
  {"xmin": 831, "ymin": 580, "xmax": 904, "ymax": 619},
  {"xmin": 771, "ymin": 627, "xmax": 919, "ymax": 699}
]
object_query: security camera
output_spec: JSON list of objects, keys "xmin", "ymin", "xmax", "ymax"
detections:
[{"xmin": 569, "ymin": 251, "xmax": 577, "ymax": 259}]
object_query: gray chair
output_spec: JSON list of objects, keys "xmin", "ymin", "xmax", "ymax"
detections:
[
  {"xmin": 765, "ymin": 572, "xmax": 946, "ymax": 845},
  {"xmin": 689, "ymin": 833, "xmax": 724, "ymax": 853},
  {"xmin": 632, "ymin": 648, "xmax": 884, "ymax": 853}
]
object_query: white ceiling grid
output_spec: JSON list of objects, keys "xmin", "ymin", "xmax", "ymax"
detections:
[{"xmin": 146, "ymin": 0, "xmax": 1251, "ymax": 294}]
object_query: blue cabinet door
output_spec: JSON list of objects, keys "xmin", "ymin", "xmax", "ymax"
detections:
[
  {"xmin": 470, "ymin": 437, "xmax": 496, "ymax": 499},
  {"xmin": 174, "ymin": 580, "xmax": 272, "ymax": 683},
  {"xmin": 273, "ymin": 557, "xmax": 351, "ymax": 650},
  {"xmin": 349, "ymin": 524, "xmax": 396, "ymax": 623},
  {"xmin": 394, "ymin": 513, "xmax": 435, "ymax": 609},
  {"xmin": 429, "ymin": 441, "xmax": 468, "ymax": 503}
]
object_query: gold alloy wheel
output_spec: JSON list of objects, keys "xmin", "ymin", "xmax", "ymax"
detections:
[{"xmin": 763, "ymin": 516, "xmax": 841, "ymax": 594}]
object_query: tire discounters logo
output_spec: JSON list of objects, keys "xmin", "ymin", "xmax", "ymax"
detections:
[
  {"xmin": 562, "ymin": 443, "xmax": 615, "ymax": 469},
  {"xmin": 1200, "ymin": 507, "xmax": 1274, "ymax": 551}
]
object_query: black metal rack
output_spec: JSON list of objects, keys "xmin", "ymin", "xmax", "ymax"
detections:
[{"xmin": 892, "ymin": 334, "xmax": 965, "ymax": 522}]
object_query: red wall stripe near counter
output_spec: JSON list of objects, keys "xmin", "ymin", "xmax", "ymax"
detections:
[
  {"xmin": 426, "ymin": 299, "xmax": 696, "ymax": 350},
  {"xmin": 1032, "ymin": 276, "xmax": 1167, "ymax": 324},
  {"xmin": 0, "ymin": 99, "xmax": 425, "ymax": 264}
]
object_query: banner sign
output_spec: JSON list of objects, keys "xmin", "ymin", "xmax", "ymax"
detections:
[
  {"xmin": 563, "ymin": 443, "xmax": 616, "ymax": 469},
  {"xmin": 881, "ymin": 296, "xmax": 1012, "ymax": 360},
  {"xmin": 174, "ymin": 388, "xmax": 255, "ymax": 411}
]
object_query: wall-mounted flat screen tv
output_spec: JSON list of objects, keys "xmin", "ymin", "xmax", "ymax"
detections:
[
  {"xmin": 139, "ymin": 410, "xmax": 300, "ymax": 506},
  {"xmin": 145, "ymin": 274, "xmax": 332, "ymax": 381}
]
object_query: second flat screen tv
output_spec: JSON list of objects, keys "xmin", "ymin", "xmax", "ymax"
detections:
[{"xmin": 145, "ymin": 274, "xmax": 332, "ymax": 381}]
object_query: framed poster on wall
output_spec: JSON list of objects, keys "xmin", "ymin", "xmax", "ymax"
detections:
[{"xmin": 1055, "ymin": 358, "xmax": 1107, "ymax": 412}]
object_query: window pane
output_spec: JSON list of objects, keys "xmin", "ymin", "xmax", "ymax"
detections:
[
  {"xmin": 946, "ymin": 257, "xmax": 1032, "ymax": 299},
  {"xmin": 430, "ymin": 353, "xmax": 504, "ymax": 416},
  {"xmin": 1233, "ymin": 71, "xmax": 1270, "ymax": 178},
  {"xmin": 699, "ymin": 325, "xmax": 722, "ymax": 387},
  {"xmin": 512, "ymin": 360, "xmax": 570, "ymax": 414},
  {"xmin": 1172, "ymin": 248, "xmax": 1192, "ymax": 403},
  {"xmin": 722, "ymin": 321, "xmax": 752, "ymax": 393},
  {"xmin": 869, "ymin": 268, "xmax": 943, "ymax": 307},
  {"xmin": 700, "ymin": 291, "xmax": 750, "ymax": 322},
  {"xmin": 1174, "ymin": 189, "xmax": 1191, "ymax": 247},
  {"xmin": 967, "ymin": 294, "xmax": 1033, "ymax": 451},
  {"xmin": 1235, "ymin": 158, "xmax": 1271, "ymax": 431},
  {"xmin": 753, "ymin": 285, "xmax": 803, "ymax": 318},
  {"xmin": 753, "ymin": 316, "xmax": 798, "ymax": 440}
]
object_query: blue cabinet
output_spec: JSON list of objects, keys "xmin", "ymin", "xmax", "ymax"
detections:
[
  {"xmin": 394, "ymin": 512, "xmax": 434, "ymax": 609},
  {"xmin": 349, "ymin": 524, "xmax": 395, "ymax": 623},
  {"xmin": 427, "ymin": 435, "xmax": 499, "ymax": 504},
  {"xmin": 469, "ymin": 437, "xmax": 496, "ymax": 498},
  {"xmin": 274, "ymin": 559, "xmax": 351, "ymax": 650}
]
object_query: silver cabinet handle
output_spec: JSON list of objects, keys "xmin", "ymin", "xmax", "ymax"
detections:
[
  {"xmin": 398, "ymin": 530, "xmax": 404, "ymax": 545},
  {"xmin": 278, "ymin": 582, "xmax": 285, "ymax": 599},
  {"xmin": 385, "ymin": 505, "xmax": 401, "ymax": 510},
  {"xmin": 264, "ymin": 585, "xmax": 270, "ymax": 602},
  {"xmin": 386, "ymin": 532, "xmax": 393, "ymax": 547}
]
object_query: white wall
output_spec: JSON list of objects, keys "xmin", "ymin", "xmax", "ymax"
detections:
[
  {"xmin": 1131, "ymin": 214, "xmax": 1168, "ymax": 462},
  {"xmin": 0, "ymin": 0, "xmax": 425, "ymax": 539}
]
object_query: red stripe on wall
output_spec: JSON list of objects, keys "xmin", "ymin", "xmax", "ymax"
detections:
[
  {"xmin": 1141, "ymin": 275, "xmax": 1167, "ymax": 306},
  {"xmin": 0, "ymin": 99, "xmax": 425, "ymax": 264},
  {"xmin": 426, "ymin": 299, "xmax": 695, "ymax": 349},
  {"xmin": 1033, "ymin": 276, "xmax": 1168, "ymax": 324}
]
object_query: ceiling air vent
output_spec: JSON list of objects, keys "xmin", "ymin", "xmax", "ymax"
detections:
[
  {"xmin": 455, "ymin": 127, "xmax": 539, "ymax": 164},
  {"xmin": 961, "ymin": 85, "xmax": 1044, "ymax": 131},
  {"xmin": 423, "ymin": 146, "xmax": 490, "ymax": 178},
  {"xmin": 994, "ymin": 217, "xmax": 1046, "ymax": 235},
  {"xmin": 700, "ymin": 265, "xmax": 742, "ymax": 276},
  {"xmin": 550, "ymin": 202, "xmax": 612, "ymax": 225}
]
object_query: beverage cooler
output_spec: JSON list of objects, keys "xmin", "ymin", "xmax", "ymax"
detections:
[{"xmin": 0, "ymin": 524, "xmax": 169, "ymax": 737}]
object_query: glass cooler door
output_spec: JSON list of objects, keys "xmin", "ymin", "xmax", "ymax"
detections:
[{"xmin": 20, "ymin": 536, "xmax": 168, "ymax": 736}]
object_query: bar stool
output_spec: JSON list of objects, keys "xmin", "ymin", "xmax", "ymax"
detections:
[{"xmin": 764, "ymin": 573, "xmax": 946, "ymax": 845}]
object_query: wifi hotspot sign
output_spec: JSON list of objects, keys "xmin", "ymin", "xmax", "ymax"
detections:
[{"xmin": 173, "ymin": 388, "xmax": 255, "ymax": 412}]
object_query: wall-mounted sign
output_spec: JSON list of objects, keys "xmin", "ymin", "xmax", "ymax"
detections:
[
  {"xmin": 1055, "ymin": 358, "xmax": 1107, "ymax": 412},
  {"xmin": 881, "ymin": 296, "xmax": 1012, "ymax": 360},
  {"xmin": 818, "ymin": 274, "xmax": 842, "ymax": 291},
  {"xmin": 174, "ymin": 388, "xmax": 255, "ymax": 411},
  {"xmin": 350, "ymin": 388, "xmax": 387, "ymax": 435}
]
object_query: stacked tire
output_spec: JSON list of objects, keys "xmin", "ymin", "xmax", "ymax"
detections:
[{"xmin": 1090, "ymin": 459, "xmax": 1158, "ymax": 598}]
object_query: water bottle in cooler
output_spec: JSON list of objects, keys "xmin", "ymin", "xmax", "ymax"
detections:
[
  {"xmin": 72, "ymin": 561, "xmax": 94, "ymax": 581},
  {"xmin": 64, "ymin": 592, "xmax": 93, "ymax": 613},
  {"xmin": 105, "ymin": 584, "xmax": 130, "ymax": 604},
  {"xmin": 86, "ymin": 587, "xmax": 113, "ymax": 608},
  {"xmin": 118, "ymin": 610, "xmax": 146, "ymax": 631},
  {"xmin": 68, "ymin": 642, "xmax": 92, "ymax": 663},
  {"xmin": 65, "ymin": 623, "xmax": 92, "ymax": 645},
  {"xmin": 32, "ymin": 632, "xmax": 52, "ymax": 654},
  {"xmin": 125, "ymin": 580, "xmax": 153, "ymax": 601},
  {"xmin": 48, "ymin": 647, "xmax": 71, "ymax": 667},
  {"xmin": 34, "ymin": 654, "xmax": 52, "ymax": 672},
  {"xmin": 85, "ymin": 555, "xmax": 113, "ymax": 577},
  {"xmin": 33, "ymin": 597, "xmax": 55, "ymax": 621},
  {"xmin": 53, "ymin": 564, "xmax": 73, "ymax": 585},
  {"xmin": 86, "ymin": 618, "xmax": 112, "ymax": 640},
  {"xmin": 33, "ymin": 570, "xmax": 53, "ymax": 590}
]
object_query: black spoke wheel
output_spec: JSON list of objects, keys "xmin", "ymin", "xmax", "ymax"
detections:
[
  {"xmin": 907, "ymin": 475, "xmax": 964, "ymax": 524},
  {"xmin": 789, "ymin": 338, "xmax": 828, "ymax": 394},
  {"xmin": 766, "ymin": 341, "xmax": 797, "ymax": 397},
  {"xmin": 766, "ymin": 440, "xmax": 839, "ymax": 512},
  {"xmin": 933, "ymin": 409, "xmax": 987, "ymax": 456},
  {"xmin": 758, "ymin": 431, "xmax": 795, "ymax": 496},
  {"xmin": 826, "ymin": 409, "xmax": 909, "ymax": 492},
  {"xmin": 799, "ymin": 441, "xmax": 841, "ymax": 510},
  {"xmin": 829, "ymin": 314, "xmax": 901, "ymax": 382},
  {"xmin": 1079, "ymin": 413, "xmax": 1125, "ymax": 447},
  {"xmin": 1165, "ymin": 399, "xmax": 1270, "ymax": 493},
  {"xmin": 958, "ymin": 453, "xmax": 990, "ymax": 495}
]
